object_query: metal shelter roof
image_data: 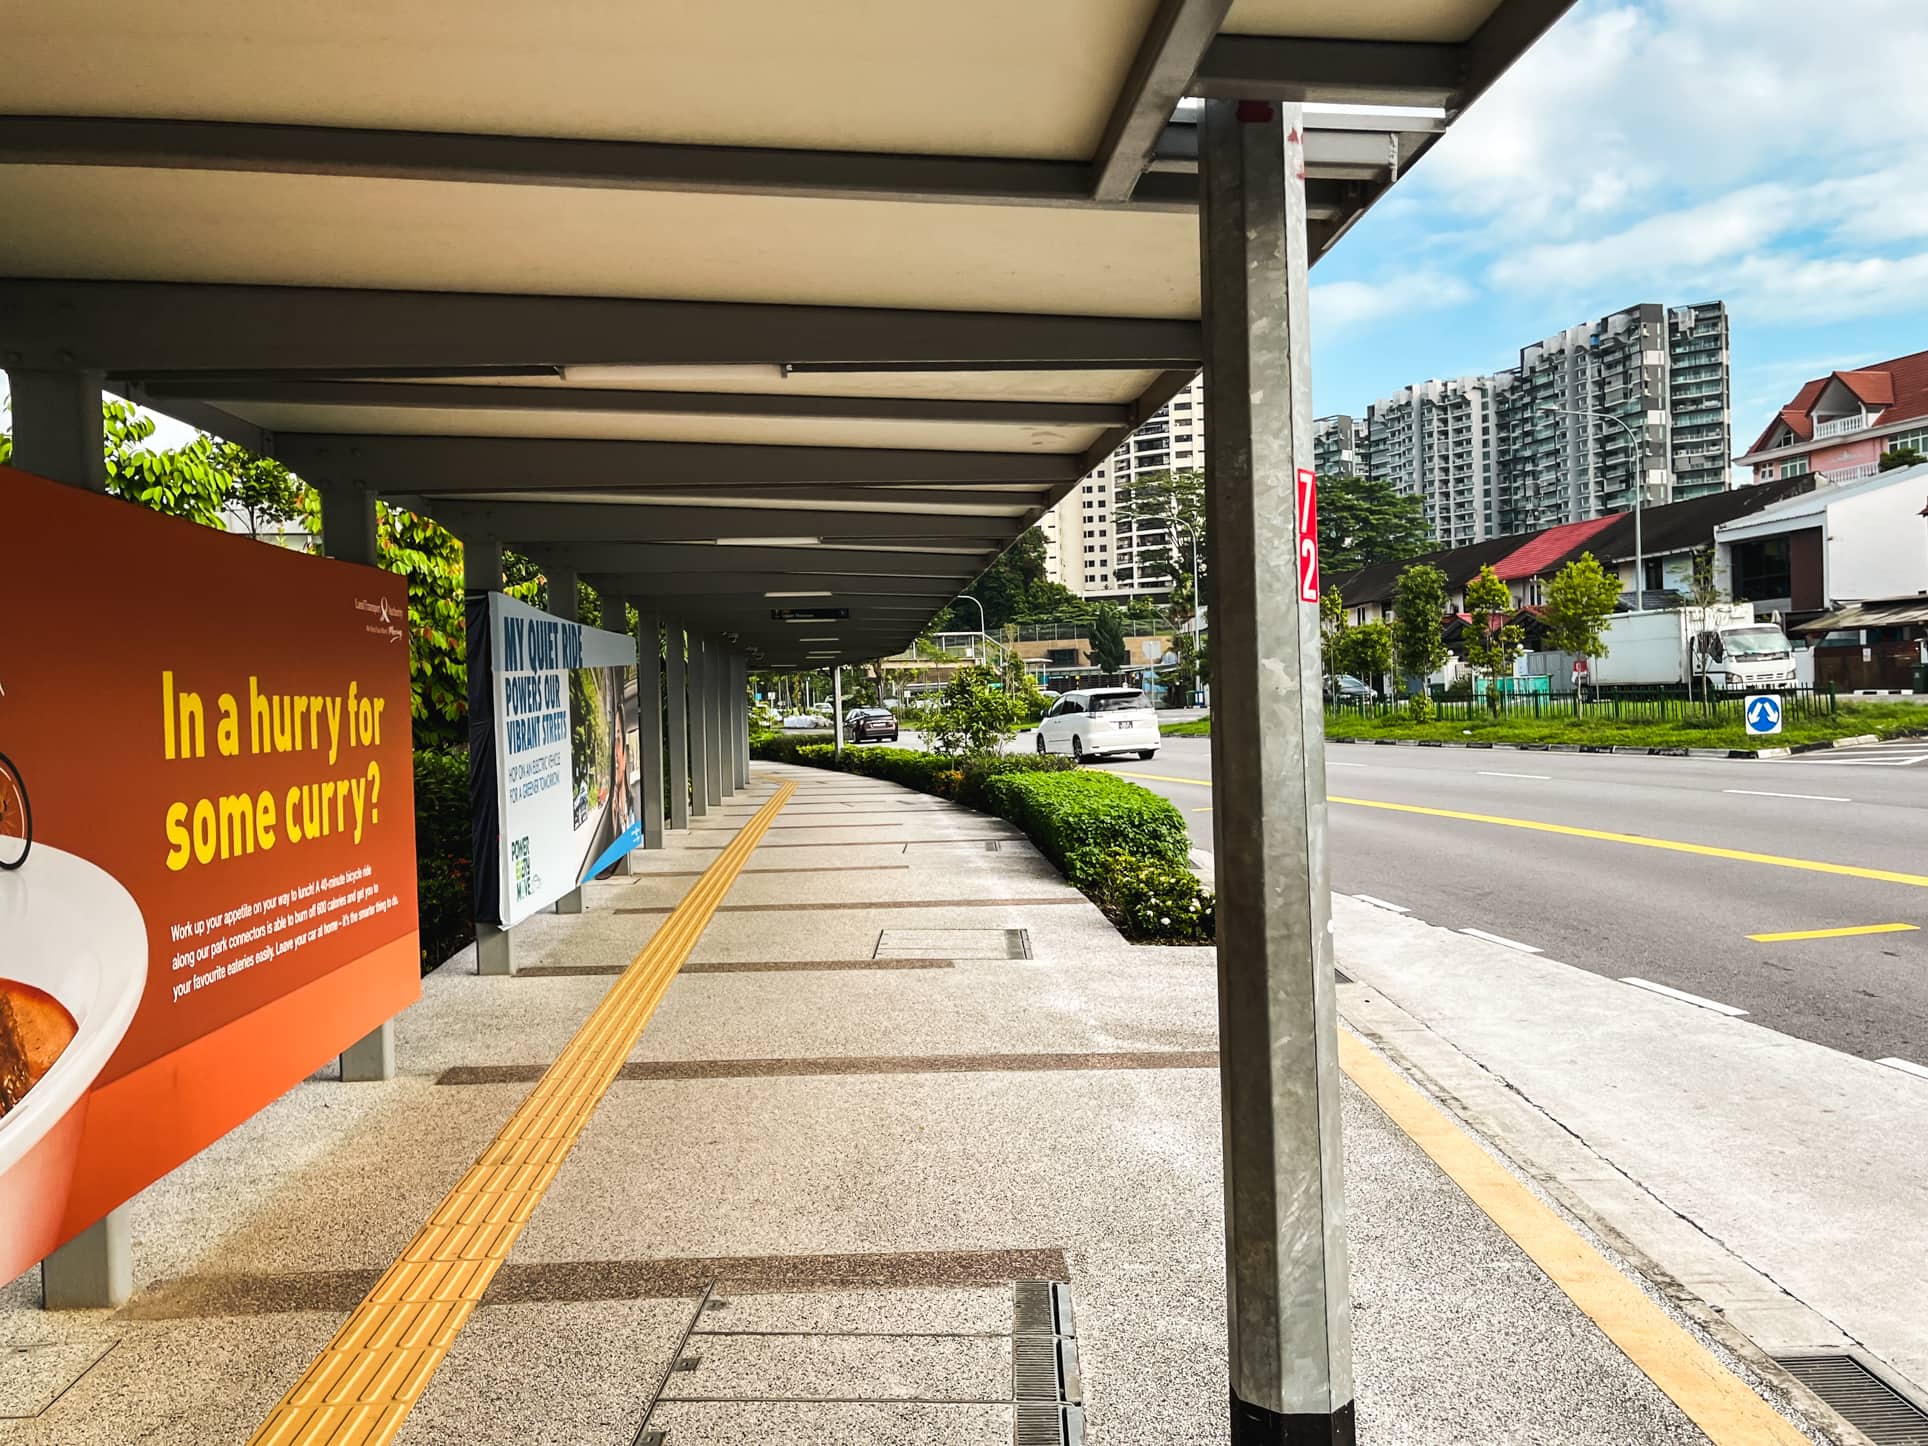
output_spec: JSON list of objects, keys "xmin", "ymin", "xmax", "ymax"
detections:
[{"xmin": 0, "ymin": 0, "xmax": 1573, "ymax": 668}]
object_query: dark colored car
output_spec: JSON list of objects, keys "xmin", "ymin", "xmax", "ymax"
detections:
[{"xmin": 844, "ymin": 706, "xmax": 899, "ymax": 743}]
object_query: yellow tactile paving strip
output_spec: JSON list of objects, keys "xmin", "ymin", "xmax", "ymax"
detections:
[{"xmin": 248, "ymin": 779, "xmax": 795, "ymax": 1446}]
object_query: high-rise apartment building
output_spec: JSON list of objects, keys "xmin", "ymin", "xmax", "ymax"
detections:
[
  {"xmin": 1366, "ymin": 376, "xmax": 1510, "ymax": 548},
  {"xmin": 1312, "ymin": 414, "xmax": 1369, "ymax": 479},
  {"xmin": 1041, "ymin": 373, "xmax": 1204, "ymax": 599},
  {"xmin": 1368, "ymin": 301, "xmax": 1731, "ymax": 543}
]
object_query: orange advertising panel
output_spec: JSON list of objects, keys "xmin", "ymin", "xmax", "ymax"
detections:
[{"xmin": 0, "ymin": 465, "xmax": 419, "ymax": 1282}]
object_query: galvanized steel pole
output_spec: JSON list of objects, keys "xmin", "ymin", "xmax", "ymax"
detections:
[{"xmin": 1199, "ymin": 97, "xmax": 1354, "ymax": 1445}]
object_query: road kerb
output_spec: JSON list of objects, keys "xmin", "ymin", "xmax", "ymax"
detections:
[{"xmin": 1339, "ymin": 1029, "xmax": 1813, "ymax": 1446}]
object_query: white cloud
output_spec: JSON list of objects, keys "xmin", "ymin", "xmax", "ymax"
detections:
[
  {"xmin": 1400, "ymin": 0, "xmax": 1928, "ymax": 327},
  {"xmin": 1311, "ymin": 271, "xmax": 1475, "ymax": 330}
]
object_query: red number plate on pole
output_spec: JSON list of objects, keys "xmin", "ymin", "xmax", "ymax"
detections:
[{"xmin": 1296, "ymin": 467, "xmax": 1320, "ymax": 602}]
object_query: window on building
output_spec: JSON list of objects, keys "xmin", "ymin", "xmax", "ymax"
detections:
[
  {"xmin": 1643, "ymin": 558, "xmax": 1663, "ymax": 591},
  {"xmin": 1731, "ymin": 537, "xmax": 1792, "ymax": 603}
]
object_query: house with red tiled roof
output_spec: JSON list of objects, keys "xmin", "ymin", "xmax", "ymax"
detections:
[
  {"xmin": 1736, "ymin": 348, "xmax": 1928, "ymax": 485},
  {"xmin": 1488, "ymin": 514, "xmax": 1621, "ymax": 606}
]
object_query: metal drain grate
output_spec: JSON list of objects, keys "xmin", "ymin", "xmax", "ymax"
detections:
[
  {"xmin": 986, "ymin": 840, "xmax": 1003, "ymax": 851},
  {"xmin": 1013, "ymin": 1277, "xmax": 1082, "ymax": 1444},
  {"xmin": 1015, "ymin": 1402, "xmax": 1084, "ymax": 1446},
  {"xmin": 1774, "ymin": 1353, "xmax": 1928, "ymax": 1444}
]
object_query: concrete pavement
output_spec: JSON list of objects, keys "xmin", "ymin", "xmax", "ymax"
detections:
[{"xmin": 0, "ymin": 763, "xmax": 1834, "ymax": 1445}]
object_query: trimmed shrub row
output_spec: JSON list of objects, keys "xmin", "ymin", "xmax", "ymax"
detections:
[{"xmin": 750, "ymin": 737, "xmax": 1214, "ymax": 943}]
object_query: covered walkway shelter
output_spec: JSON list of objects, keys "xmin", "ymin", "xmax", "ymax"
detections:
[{"xmin": 1, "ymin": 4, "xmax": 1573, "ymax": 1441}]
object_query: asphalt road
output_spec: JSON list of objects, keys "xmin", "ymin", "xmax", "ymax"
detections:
[{"xmin": 1048, "ymin": 731, "xmax": 1928, "ymax": 1068}]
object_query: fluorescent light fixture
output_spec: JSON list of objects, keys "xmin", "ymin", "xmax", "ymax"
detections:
[
  {"xmin": 716, "ymin": 536, "xmax": 820, "ymax": 547},
  {"xmin": 764, "ymin": 590, "xmax": 833, "ymax": 598},
  {"xmin": 559, "ymin": 364, "xmax": 786, "ymax": 385},
  {"xmin": 799, "ymin": 636, "xmax": 839, "ymax": 642}
]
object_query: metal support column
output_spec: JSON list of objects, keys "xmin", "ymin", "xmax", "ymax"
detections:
[
  {"xmin": 548, "ymin": 565, "xmax": 584, "ymax": 912},
  {"xmin": 708, "ymin": 642, "xmax": 731, "ymax": 800},
  {"xmin": 1199, "ymin": 98, "xmax": 1354, "ymax": 1445},
  {"xmin": 686, "ymin": 630, "xmax": 711, "ymax": 818},
  {"xmin": 467, "ymin": 535, "xmax": 517, "ymax": 976},
  {"xmin": 317, "ymin": 480, "xmax": 398, "ymax": 1081},
  {"xmin": 833, "ymin": 666, "xmax": 845, "ymax": 756},
  {"xmin": 666, "ymin": 621, "xmax": 693, "ymax": 829},
  {"xmin": 8, "ymin": 369, "xmax": 107, "ymax": 491},
  {"xmin": 733, "ymin": 655, "xmax": 751, "ymax": 788},
  {"xmin": 14, "ymin": 368, "xmax": 128, "ymax": 1310},
  {"xmin": 634, "ymin": 604, "xmax": 667, "ymax": 849}
]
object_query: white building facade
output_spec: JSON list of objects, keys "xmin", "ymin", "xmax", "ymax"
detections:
[{"xmin": 1041, "ymin": 372, "xmax": 1204, "ymax": 599}]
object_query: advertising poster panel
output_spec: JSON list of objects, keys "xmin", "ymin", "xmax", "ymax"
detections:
[
  {"xmin": 0, "ymin": 466, "xmax": 420, "ymax": 1284},
  {"xmin": 468, "ymin": 592, "xmax": 637, "ymax": 927}
]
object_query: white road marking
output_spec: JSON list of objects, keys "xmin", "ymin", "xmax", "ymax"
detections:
[
  {"xmin": 1722, "ymin": 788, "xmax": 1850, "ymax": 802},
  {"xmin": 1876, "ymin": 1057, "xmax": 1928, "ymax": 1082},
  {"xmin": 1460, "ymin": 927, "xmax": 1542, "ymax": 954},
  {"xmin": 1619, "ymin": 977, "xmax": 1748, "ymax": 1017},
  {"xmin": 1352, "ymin": 894, "xmax": 1409, "ymax": 913},
  {"xmin": 1479, "ymin": 770, "xmax": 1550, "ymax": 780}
]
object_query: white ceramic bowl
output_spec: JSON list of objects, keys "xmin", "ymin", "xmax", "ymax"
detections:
[{"xmin": 0, "ymin": 845, "xmax": 148, "ymax": 1177}]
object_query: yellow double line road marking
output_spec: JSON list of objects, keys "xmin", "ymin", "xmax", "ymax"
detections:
[
  {"xmin": 1340, "ymin": 1033, "xmax": 1811, "ymax": 1446},
  {"xmin": 1748, "ymin": 922, "xmax": 1919, "ymax": 942},
  {"xmin": 249, "ymin": 780, "xmax": 795, "ymax": 1446}
]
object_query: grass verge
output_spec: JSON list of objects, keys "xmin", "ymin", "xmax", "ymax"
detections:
[{"xmin": 1324, "ymin": 701, "xmax": 1926, "ymax": 751}]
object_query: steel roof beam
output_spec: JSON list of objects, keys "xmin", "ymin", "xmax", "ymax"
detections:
[
  {"xmin": 1090, "ymin": 0, "xmax": 1235, "ymax": 202},
  {"xmin": 0, "ymin": 114, "xmax": 1197, "ymax": 212},
  {"xmin": 586, "ymin": 572, "xmax": 967, "ymax": 599},
  {"xmin": 128, "ymin": 377, "xmax": 1132, "ymax": 429},
  {"xmin": 273, "ymin": 432, "xmax": 1084, "ymax": 493},
  {"xmin": 0, "ymin": 281, "xmax": 1203, "ymax": 373},
  {"xmin": 1193, "ymin": 36, "xmax": 1462, "ymax": 108},
  {"xmin": 424, "ymin": 500, "xmax": 1017, "ymax": 544},
  {"xmin": 496, "ymin": 541, "xmax": 989, "ymax": 576}
]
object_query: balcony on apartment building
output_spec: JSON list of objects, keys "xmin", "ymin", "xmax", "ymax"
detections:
[{"xmin": 1813, "ymin": 411, "xmax": 1872, "ymax": 440}]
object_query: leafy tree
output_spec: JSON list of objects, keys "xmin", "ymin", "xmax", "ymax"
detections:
[
  {"xmin": 1335, "ymin": 622, "xmax": 1394, "ymax": 697},
  {"xmin": 1879, "ymin": 446, "xmax": 1925, "ymax": 472},
  {"xmin": 940, "ymin": 527, "xmax": 1048, "ymax": 630},
  {"xmin": 1390, "ymin": 563, "xmax": 1448, "ymax": 692},
  {"xmin": 1319, "ymin": 474, "xmax": 1431, "ymax": 572},
  {"xmin": 1461, "ymin": 564, "xmax": 1523, "ymax": 714},
  {"xmin": 208, "ymin": 439, "xmax": 307, "ymax": 541},
  {"xmin": 1685, "ymin": 547, "xmax": 1724, "ymax": 609},
  {"xmin": 1541, "ymin": 552, "xmax": 1622, "ymax": 666},
  {"xmin": 1087, "ymin": 603, "xmax": 1128, "ymax": 679},
  {"xmin": 924, "ymin": 666, "xmax": 1018, "ymax": 758},
  {"xmin": 1115, "ymin": 467, "xmax": 1207, "ymax": 594},
  {"xmin": 1319, "ymin": 585, "xmax": 1348, "ymax": 682}
]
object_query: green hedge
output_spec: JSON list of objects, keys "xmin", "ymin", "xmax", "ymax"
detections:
[
  {"xmin": 981, "ymin": 771, "xmax": 1192, "ymax": 888},
  {"xmin": 413, "ymin": 747, "xmax": 474, "ymax": 974},
  {"xmin": 749, "ymin": 737, "xmax": 1211, "ymax": 943}
]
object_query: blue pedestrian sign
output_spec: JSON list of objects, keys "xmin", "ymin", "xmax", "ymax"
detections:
[{"xmin": 1744, "ymin": 694, "xmax": 1783, "ymax": 736}]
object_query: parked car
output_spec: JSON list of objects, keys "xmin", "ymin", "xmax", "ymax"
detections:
[
  {"xmin": 1036, "ymin": 688, "xmax": 1160, "ymax": 762},
  {"xmin": 843, "ymin": 706, "xmax": 900, "ymax": 743},
  {"xmin": 781, "ymin": 713, "xmax": 830, "ymax": 730},
  {"xmin": 1327, "ymin": 674, "xmax": 1378, "ymax": 704}
]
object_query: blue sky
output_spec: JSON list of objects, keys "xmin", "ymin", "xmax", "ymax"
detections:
[{"xmin": 1308, "ymin": 0, "xmax": 1928, "ymax": 460}]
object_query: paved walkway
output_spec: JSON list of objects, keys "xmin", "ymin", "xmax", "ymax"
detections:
[{"xmin": 1, "ymin": 764, "xmax": 1824, "ymax": 1444}]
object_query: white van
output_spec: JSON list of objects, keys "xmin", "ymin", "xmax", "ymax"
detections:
[{"xmin": 1035, "ymin": 688, "xmax": 1160, "ymax": 762}]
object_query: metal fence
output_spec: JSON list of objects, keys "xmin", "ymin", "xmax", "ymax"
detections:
[{"xmin": 1330, "ymin": 683, "xmax": 1838, "ymax": 725}]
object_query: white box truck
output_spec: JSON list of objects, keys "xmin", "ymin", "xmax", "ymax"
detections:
[{"xmin": 1589, "ymin": 604, "xmax": 1798, "ymax": 692}]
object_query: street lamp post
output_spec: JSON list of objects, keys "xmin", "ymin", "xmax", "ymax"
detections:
[
  {"xmin": 1541, "ymin": 405, "xmax": 1647, "ymax": 611},
  {"xmin": 957, "ymin": 593, "xmax": 992, "ymax": 671}
]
